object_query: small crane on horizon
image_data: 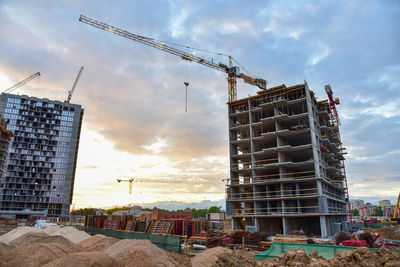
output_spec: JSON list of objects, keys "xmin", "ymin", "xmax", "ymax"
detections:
[{"xmin": 117, "ymin": 178, "xmax": 134, "ymax": 194}]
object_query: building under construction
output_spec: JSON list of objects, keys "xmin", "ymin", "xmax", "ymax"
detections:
[
  {"xmin": 226, "ymin": 82, "xmax": 349, "ymax": 237},
  {"xmin": 0, "ymin": 93, "xmax": 83, "ymax": 219}
]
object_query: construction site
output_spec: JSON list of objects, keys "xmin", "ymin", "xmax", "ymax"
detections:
[{"xmin": 0, "ymin": 4, "xmax": 399, "ymax": 267}]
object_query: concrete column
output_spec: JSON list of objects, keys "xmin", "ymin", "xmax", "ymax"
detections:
[
  {"xmin": 320, "ymin": 216, "xmax": 328, "ymax": 238},
  {"xmin": 255, "ymin": 217, "xmax": 260, "ymax": 231},
  {"xmin": 248, "ymin": 100, "xmax": 257, "ymax": 181},
  {"xmin": 282, "ymin": 217, "xmax": 288, "ymax": 235},
  {"xmin": 296, "ymin": 183, "xmax": 301, "ymax": 213},
  {"xmin": 305, "ymin": 84, "xmax": 321, "ymax": 178}
]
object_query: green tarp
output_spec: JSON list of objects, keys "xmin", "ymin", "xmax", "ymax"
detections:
[
  {"xmin": 254, "ymin": 242, "xmax": 400, "ymax": 261},
  {"xmin": 351, "ymin": 222, "xmax": 391, "ymax": 229},
  {"xmin": 84, "ymin": 227, "xmax": 182, "ymax": 254}
]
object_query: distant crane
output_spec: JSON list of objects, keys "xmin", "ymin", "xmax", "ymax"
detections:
[
  {"xmin": 116, "ymin": 176, "xmax": 187, "ymax": 194},
  {"xmin": 66, "ymin": 66, "xmax": 84, "ymax": 103},
  {"xmin": 117, "ymin": 178, "xmax": 134, "ymax": 194},
  {"xmin": 79, "ymin": 15, "xmax": 267, "ymax": 102},
  {"xmin": 3, "ymin": 72, "xmax": 41, "ymax": 94}
]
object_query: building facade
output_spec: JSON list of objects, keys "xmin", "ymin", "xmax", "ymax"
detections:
[
  {"xmin": 0, "ymin": 116, "xmax": 13, "ymax": 179},
  {"xmin": 378, "ymin": 200, "xmax": 391, "ymax": 208},
  {"xmin": 350, "ymin": 199, "xmax": 364, "ymax": 210},
  {"xmin": 0, "ymin": 93, "xmax": 83, "ymax": 219},
  {"xmin": 226, "ymin": 83, "xmax": 348, "ymax": 237}
]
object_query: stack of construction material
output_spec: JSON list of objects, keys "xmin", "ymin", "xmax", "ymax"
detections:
[{"xmin": 274, "ymin": 234, "xmax": 308, "ymax": 244}]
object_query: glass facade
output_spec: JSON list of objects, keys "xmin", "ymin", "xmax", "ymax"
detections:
[{"xmin": 0, "ymin": 94, "xmax": 83, "ymax": 218}]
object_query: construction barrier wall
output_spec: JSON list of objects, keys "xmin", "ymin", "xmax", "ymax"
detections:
[
  {"xmin": 85, "ymin": 226, "xmax": 182, "ymax": 254},
  {"xmin": 351, "ymin": 223, "xmax": 391, "ymax": 229},
  {"xmin": 254, "ymin": 242, "xmax": 400, "ymax": 261}
]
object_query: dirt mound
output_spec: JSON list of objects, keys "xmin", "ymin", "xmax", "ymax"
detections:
[
  {"xmin": 214, "ymin": 250, "xmax": 257, "ymax": 267},
  {"xmin": 258, "ymin": 247, "xmax": 400, "ymax": 267},
  {"xmin": 104, "ymin": 239, "xmax": 189, "ymax": 267},
  {"xmin": 42, "ymin": 251, "xmax": 116, "ymax": 267},
  {"xmin": 259, "ymin": 249, "xmax": 328, "ymax": 267},
  {"xmin": 0, "ymin": 242, "xmax": 75, "ymax": 267},
  {"xmin": 9, "ymin": 232, "xmax": 50, "ymax": 247},
  {"xmin": 366, "ymin": 226, "xmax": 400, "ymax": 240},
  {"xmin": 83, "ymin": 236, "xmax": 119, "ymax": 252},
  {"xmin": 0, "ymin": 242, "xmax": 16, "ymax": 256},
  {"xmin": 78, "ymin": 234, "xmax": 106, "ymax": 248},
  {"xmin": 329, "ymin": 247, "xmax": 400, "ymax": 267},
  {"xmin": 169, "ymin": 252, "xmax": 192, "ymax": 267},
  {"xmin": 191, "ymin": 246, "xmax": 231, "ymax": 267}
]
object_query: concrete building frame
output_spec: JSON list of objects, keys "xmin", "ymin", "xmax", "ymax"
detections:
[{"xmin": 226, "ymin": 83, "xmax": 348, "ymax": 237}]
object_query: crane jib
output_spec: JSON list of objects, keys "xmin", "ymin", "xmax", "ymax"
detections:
[{"xmin": 79, "ymin": 15, "xmax": 268, "ymax": 101}]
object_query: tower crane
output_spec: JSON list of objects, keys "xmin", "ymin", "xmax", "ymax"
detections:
[
  {"xmin": 3, "ymin": 72, "xmax": 41, "ymax": 94},
  {"xmin": 117, "ymin": 178, "xmax": 134, "ymax": 194},
  {"xmin": 79, "ymin": 15, "xmax": 267, "ymax": 102},
  {"xmin": 66, "ymin": 66, "xmax": 84, "ymax": 103},
  {"xmin": 116, "ymin": 177, "xmax": 188, "ymax": 194}
]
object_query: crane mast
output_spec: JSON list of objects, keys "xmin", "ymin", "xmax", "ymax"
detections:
[
  {"xmin": 79, "ymin": 15, "xmax": 266, "ymax": 102},
  {"xmin": 66, "ymin": 66, "xmax": 84, "ymax": 103},
  {"xmin": 3, "ymin": 72, "xmax": 41, "ymax": 94}
]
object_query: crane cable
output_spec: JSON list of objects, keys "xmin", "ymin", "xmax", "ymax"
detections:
[{"xmin": 151, "ymin": 36, "xmax": 261, "ymax": 79}]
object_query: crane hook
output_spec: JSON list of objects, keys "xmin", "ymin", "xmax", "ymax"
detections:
[{"xmin": 184, "ymin": 82, "xmax": 189, "ymax": 112}]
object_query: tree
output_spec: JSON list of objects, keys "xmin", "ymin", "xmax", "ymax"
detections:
[
  {"xmin": 351, "ymin": 209, "xmax": 359, "ymax": 216},
  {"xmin": 375, "ymin": 206, "xmax": 384, "ymax": 217},
  {"xmin": 208, "ymin": 206, "xmax": 221, "ymax": 213},
  {"xmin": 71, "ymin": 208, "xmax": 98, "ymax": 216}
]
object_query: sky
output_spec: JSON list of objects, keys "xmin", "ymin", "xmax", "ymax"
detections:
[{"xmin": 0, "ymin": 0, "xmax": 399, "ymax": 209}]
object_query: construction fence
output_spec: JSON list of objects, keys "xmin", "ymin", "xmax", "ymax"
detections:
[{"xmin": 84, "ymin": 226, "xmax": 182, "ymax": 254}]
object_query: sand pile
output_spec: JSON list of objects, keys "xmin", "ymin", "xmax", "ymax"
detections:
[
  {"xmin": 13, "ymin": 234, "xmax": 81, "ymax": 252},
  {"xmin": 191, "ymin": 246, "xmax": 231, "ymax": 267},
  {"xmin": 0, "ymin": 242, "xmax": 15, "ymax": 256},
  {"xmin": 78, "ymin": 234, "xmax": 106, "ymax": 248},
  {"xmin": 104, "ymin": 239, "xmax": 189, "ymax": 267},
  {"xmin": 0, "ymin": 242, "xmax": 76, "ymax": 267},
  {"xmin": 9, "ymin": 231, "xmax": 50, "ymax": 247},
  {"xmin": 43, "ymin": 226, "xmax": 62, "ymax": 235},
  {"xmin": 42, "ymin": 251, "xmax": 116, "ymax": 267},
  {"xmin": 82, "ymin": 236, "xmax": 119, "ymax": 252},
  {"xmin": 49, "ymin": 226, "xmax": 90, "ymax": 244},
  {"xmin": 0, "ymin": 227, "xmax": 43, "ymax": 244}
]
